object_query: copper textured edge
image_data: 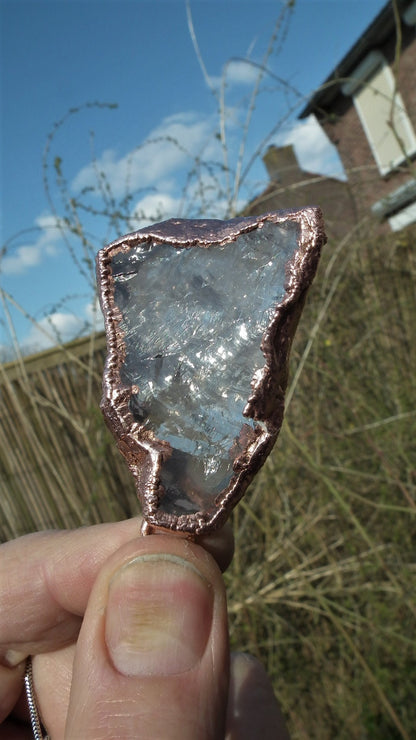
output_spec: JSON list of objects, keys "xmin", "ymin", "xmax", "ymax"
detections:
[{"xmin": 96, "ymin": 208, "xmax": 327, "ymax": 535}]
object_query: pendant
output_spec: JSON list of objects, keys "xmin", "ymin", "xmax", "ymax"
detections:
[{"xmin": 96, "ymin": 209, "xmax": 326, "ymax": 535}]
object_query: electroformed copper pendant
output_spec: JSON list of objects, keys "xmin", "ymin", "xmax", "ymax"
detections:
[{"xmin": 97, "ymin": 209, "xmax": 326, "ymax": 536}]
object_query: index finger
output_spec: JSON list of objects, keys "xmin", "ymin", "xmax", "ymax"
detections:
[
  {"xmin": 0, "ymin": 519, "xmax": 142, "ymax": 723},
  {"xmin": 0, "ymin": 519, "xmax": 141, "ymax": 663}
]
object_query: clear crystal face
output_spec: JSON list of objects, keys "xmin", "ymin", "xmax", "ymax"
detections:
[{"xmin": 110, "ymin": 220, "xmax": 299, "ymax": 515}]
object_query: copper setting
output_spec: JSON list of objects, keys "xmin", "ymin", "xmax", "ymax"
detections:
[{"xmin": 96, "ymin": 209, "xmax": 326, "ymax": 536}]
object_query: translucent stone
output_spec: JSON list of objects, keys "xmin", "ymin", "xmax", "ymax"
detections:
[
  {"xmin": 110, "ymin": 221, "xmax": 297, "ymax": 515},
  {"xmin": 98, "ymin": 211, "xmax": 325, "ymax": 533}
]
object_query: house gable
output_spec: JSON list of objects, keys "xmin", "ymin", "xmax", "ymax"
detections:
[{"xmin": 300, "ymin": 0, "xmax": 416, "ymax": 231}]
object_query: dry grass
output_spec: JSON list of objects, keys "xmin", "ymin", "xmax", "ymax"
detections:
[
  {"xmin": 0, "ymin": 219, "xmax": 415, "ymax": 737},
  {"xmin": 0, "ymin": 333, "xmax": 138, "ymax": 540},
  {"xmin": 225, "ymin": 222, "xmax": 416, "ymax": 738}
]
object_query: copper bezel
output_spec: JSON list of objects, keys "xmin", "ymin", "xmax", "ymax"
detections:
[{"xmin": 97, "ymin": 208, "xmax": 326, "ymax": 535}]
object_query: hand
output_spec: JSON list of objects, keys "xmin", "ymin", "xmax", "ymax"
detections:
[{"xmin": 0, "ymin": 519, "xmax": 289, "ymax": 739}]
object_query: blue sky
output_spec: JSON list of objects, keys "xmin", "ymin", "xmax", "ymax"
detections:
[{"xmin": 0, "ymin": 0, "xmax": 386, "ymax": 354}]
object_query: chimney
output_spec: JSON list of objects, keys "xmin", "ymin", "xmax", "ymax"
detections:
[{"xmin": 263, "ymin": 145, "xmax": 303, "ymax": 185}]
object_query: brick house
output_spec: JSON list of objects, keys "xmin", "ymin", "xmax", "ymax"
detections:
[
  {"xmin": 299, "ymin": 0, "xmax": 416, "ymax": 232},
  {"xmin": 244, "ymin": 144, "xmax": 357, "ymax": 241}
]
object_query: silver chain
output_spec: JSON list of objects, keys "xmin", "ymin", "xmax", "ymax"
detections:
[{"xmin": 24, "ymin": 656, "xmax": 50, "ymax": 740}]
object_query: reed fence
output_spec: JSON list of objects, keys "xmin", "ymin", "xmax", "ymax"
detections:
[{"xmin": 0, "ymin": 332, "xmax": 138, "ymax": 542}]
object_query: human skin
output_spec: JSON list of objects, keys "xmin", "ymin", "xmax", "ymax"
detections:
[{"xmin": 0, "ymin": 519, "xmax": 289, "ymax": 739}]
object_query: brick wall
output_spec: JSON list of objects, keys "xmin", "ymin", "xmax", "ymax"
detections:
[
  {"xmin": 245, "ymin": 145, "xmax": 358, "ymax": 242},
  {"xmin": 318, "ymin": 22, "xmax": 416, "ymax": 221}
]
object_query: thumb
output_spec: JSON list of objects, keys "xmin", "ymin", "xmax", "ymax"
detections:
[{"xmin": 65, "ymin": 534, "xmax": 229, "ymax": 740}]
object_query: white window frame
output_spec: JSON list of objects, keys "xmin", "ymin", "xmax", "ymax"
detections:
[
  {"xmin": 342, "ymin": 51, "xmax": 416, "ymax": 176},
  {"xmin": 371, "ymin": 178, "xmax": 416, "ymax": 218},
  {"xmin": 388, "ymin": 201, "xmax": 416, "ymax": 231}
]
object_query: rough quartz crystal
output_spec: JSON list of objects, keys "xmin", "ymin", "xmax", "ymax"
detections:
[{"xmin": 97, "ymin": 210, "xmax": 326, "ymax": 534}]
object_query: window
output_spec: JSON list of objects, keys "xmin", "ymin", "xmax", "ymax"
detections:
[{"xmin": 342, "ymin": 51, "xmax": 416, "ymax": 175}]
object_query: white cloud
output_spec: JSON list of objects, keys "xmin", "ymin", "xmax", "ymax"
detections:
[
  {"xmin": 1, "ymin": 112, "xmax": 221, "ymax": 279},
  {"xmin": 19, "ymin": 298, "xmax": 104, "ymax": 353},
  {"xmin": 226, "ymin": 59, "xmax": 260, "ymax": 86},
  {"xmin": 20, "ymin": 312, "xmax": 86, "ymax": 352},
  {"xmin": 85, "ymin": 296, "xmax": 105, "ymax": 332},
  {"xmin": 210, "ymin": 59, "xmax": 260, "ymax": 89},
  {"xmin": 72, "ymin": 112, "xmax": 218, "ymax": 199},
  {"xmin": 273, "ymin": 115, "xmax": 346, "ymax": 180},
  {"xmin": 1, "ymin": 214, "xmax": 65, "ymax": 276},
  {"xmin": 130, "ymin": 192, "xmax": 182, "ymax": 229}
]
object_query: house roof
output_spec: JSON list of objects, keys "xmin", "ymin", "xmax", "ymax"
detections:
[{"xmin": 299, "ymin": 0, "xmax": 413, "ymax": 118}]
